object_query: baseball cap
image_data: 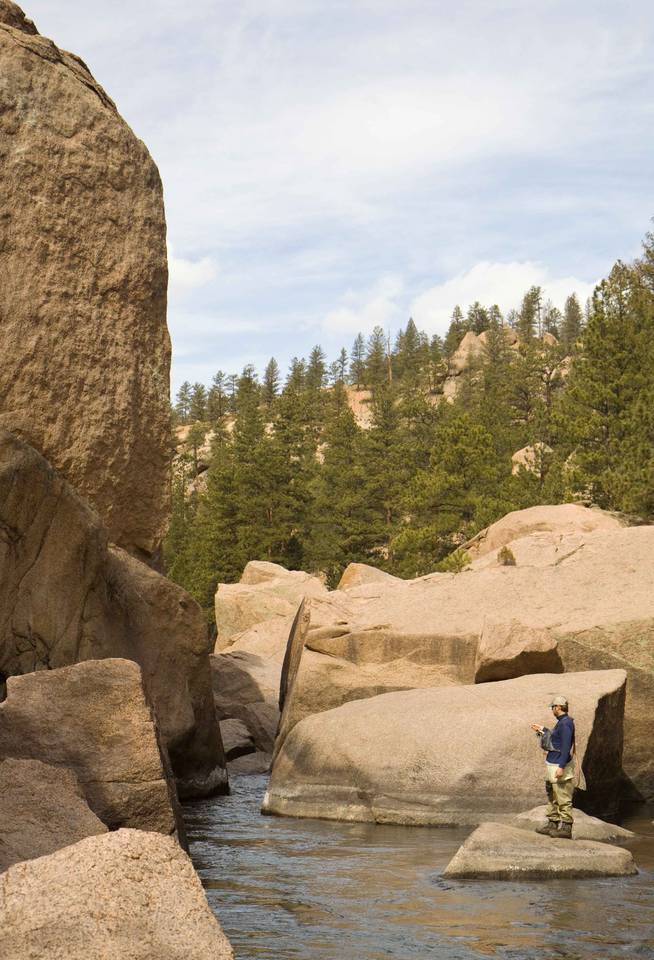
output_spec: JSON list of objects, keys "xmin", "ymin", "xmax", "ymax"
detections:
[{"xmin": 549, "ymin": 694, "xmax": 568, "ymax": 707}]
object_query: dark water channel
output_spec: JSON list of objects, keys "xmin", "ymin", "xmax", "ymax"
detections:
[{"xmin": 184, "ymin": 775, "xmax": 654, "ymax": 960}]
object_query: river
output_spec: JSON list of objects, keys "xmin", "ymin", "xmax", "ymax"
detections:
[{"xmin": 184, "ymin": 774, "xmax": 654, "ymax": 960}]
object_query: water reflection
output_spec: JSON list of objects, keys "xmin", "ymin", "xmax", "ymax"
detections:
[{"xmin": 184, "ymin": 775, "xmax": 654, "ymax": 960}]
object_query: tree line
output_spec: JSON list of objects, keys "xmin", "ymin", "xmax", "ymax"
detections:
[{"xmin": 165, "ymin": 231, "xmax": 654, "ymax": 623}]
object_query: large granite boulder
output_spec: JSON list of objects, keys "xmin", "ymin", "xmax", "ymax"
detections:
[
  {"xmin": 0, "ymin": 829, "xmax": 234, "ymax": 959},
  {"xmin": 0, "ymin": 433, "xmax": 225, "ymax": 798},
  {"xmin": 442, "ymin": 823, "xmax": 637, "ymax": 880},
  {"xmin": 263, "ymin": 669, "xmax": 627, "ymax": 825},
  {"xmin": 474, "ymin": 620, "xmax": 562, "ymax": 683},
  {"xmin": 336, "ymin": 563, "xmax": 402, "ymax": 590},
  {"xmin": 0, "ymin": 659, "xmax": 185, "ymax": 842},
  {"xmin": 464, "ymin": 503, "xmax": 622, "ymax": 561},
  {"xmin": 214, "ymin": 561, "xmax": 327, "ymax": 651},
  {"xmin": 0, "ymin": 758, "xmax": 107, "ymax": 872},
  {"xmin": 0, "ymin": 2, "xmax": 170, "ymax": 560}
]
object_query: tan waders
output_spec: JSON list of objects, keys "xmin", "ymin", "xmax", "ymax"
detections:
[{"xmin": 539, "ymin": 761, "xmax": 575, "ymax": 838}]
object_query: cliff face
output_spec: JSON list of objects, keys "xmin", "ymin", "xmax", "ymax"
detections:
[{"xmin": 0, "ymin": 2, "xmax": 171, "ymax": 560}]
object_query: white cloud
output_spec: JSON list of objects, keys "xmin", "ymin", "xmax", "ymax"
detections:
[
  {"xmin": 168, "ymin": 248, "xmax": 217, "ymax": 295},
  {"xmin": 411, "ymin": 262, "xmax": 598, "ymax": 334},
  {"xmin": 322, "ymin": 276, "xmax": 404, "ymax": 336}
]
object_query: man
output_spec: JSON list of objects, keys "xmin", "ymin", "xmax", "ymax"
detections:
[{"xmin": 530, "ymin": 695, "xmax": 575, "ymax": 839}]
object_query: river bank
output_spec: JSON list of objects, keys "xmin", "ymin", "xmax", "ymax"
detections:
[{"xmin": 185, "ymin": 775, "xmax": 654, "ymax": 960}]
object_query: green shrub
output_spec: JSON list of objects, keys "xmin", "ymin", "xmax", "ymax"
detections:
[
  {"xmin": 497, "ymin": 545, "xmax": 516, "ymax": 566},
  {"xmin": 436, "ymin": 548, "xmax": 471, "ymax": 574}
]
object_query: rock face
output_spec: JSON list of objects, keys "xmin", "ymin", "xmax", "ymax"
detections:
[
  {"xmin": 336, "ymin": 563, "xmax": 401, "ymax": 590},
  {"xmin": 0, "ymin": 758, "xmax": 107, "ymax": 872},
  {"xmin": 511, "ymin": 443, "xmax": 553, "ymax": 476},
  {"xmin": 219, "ymin": 719, "xmax": 255, "ymax": 762},
  {"xmin": 442, "ymin": 822, "xmax": 637, "ymax": 880},
  {"xmin": 0, "ymin": 659, "xmax": 185, "ymax": 841},
  {"xmin": 474, "ymin": 620, "xmax": 562, "ymax": 683},
  {"xmin": 0, "ymin": 829, "xmax": 235, "ymax": 959},
  {"xmin": 211, "ymin": 650, "xmax": 280, "ymax": 755},
  {"xmin": 0, "ymin": 432, "xmax": 226, "ymax": 798},
  {"xmin": 0, "ymin": 3, "xmax": 170, "ymax": 559},
  {"xmin": 464, "ymin": 503, "xmax": 622, "ymax": 560},
  {"xmin": 263, "ymin": 669, "xmax": 627, "ymax": 825},
  {"xmin": 511, "ymin": 805, "xmax": 635, "ymax": 843},
  {"xmin": 214, "ymin": 561, "xmax": 327, "ymax": 651}
]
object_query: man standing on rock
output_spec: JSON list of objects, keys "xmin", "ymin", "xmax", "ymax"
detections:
[{"xmin": 531, "ymin": 695, "xmax": 575, "ymax": 839}]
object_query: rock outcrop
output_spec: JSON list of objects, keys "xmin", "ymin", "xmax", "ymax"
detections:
[
  {"xmin": 0, "ymin": 659, "xmax": 185, "ymax": 841},
  {"xmin": 0, "ymin": 829, "xmax": 235, "ymax": 959},
  {"xmin": 510, "ymin": 805, "xmax": 635, "ymax": 843},
  {"xmin": 474, "ymin": 620, "xmax": 562, "ymax": 683},
  {"xmin": 214, "ymin": 561, "xmax": 327, "ymax": 651},
  {"xmin": 0, "ymin": 432, "xmax": 225, "ymax": 798},
  {"xmin": 511, "ymin": 443, "xmax": 553, "ymax": 476},
  {"xmin": 272, "ymin": 509, "xmax": 652, "ymax": 797},
  {"xmin": 0, "ymin": 3, "xmax": 171, "ymax": 560},
  {"xmin": 263, "ymin": 669, "xmax": 627, "ymax": 825},
  {"xmin": 442, "ymin": 822, "xmax": 637, "ymax": 880},
  {"xmin": 336, "ymin": 563, "xmax": 401, "ymax": 591},
  {"xmin": 0, "ymin": 758, "xmax": 107, "ymax": 872}
]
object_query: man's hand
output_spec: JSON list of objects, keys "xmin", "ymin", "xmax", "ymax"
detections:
[
  {"xmin": 555, "ymin": 767, "xmax": 564, "ymax": 779},
  {"xmin": 531, "ymin": 724, "xmax": 544, "ymax": 733}
]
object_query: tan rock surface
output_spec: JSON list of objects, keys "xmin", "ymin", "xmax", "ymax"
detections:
[
  {"xmin": 0, "ymin": 828, "xmax": 234, "ymax": 959},
  {"xmin": 442, "ymin": 822, "xmax": 637, "ymax": 880},
  {"xmin": 0, "ymin": 432, "xmax": 225, "ymax": 798},
  {"xmin": 465, "ymin": 503, "xmax": 622, "ymax": 560},
  {"xmin": 510, "ymin": 805, "xmax": 635, "ymax": 843},
  {"xmin": 263, "ymin": 669, "xmax": 627, "ymax": 825},
  {"xmin": 0, "ymin": 659, "xmax": 185, "ymax": 841},
  {"xmin": 336, "ymin": 562, "xmax": 402, "ymax": 590},
  {"xmin": 215, "ymin": 561, "xmax": 327, "ymax": 650},
  {"xmin": 211, "ymin": 650, "xmax": 280, "ymax": 753},
  {"xmin": 511, "ymin": 442, "xmax": 553, "ymax": 476},
  {"xmin": 450, "ymin": 330, "xmax": 483, "ymax": 374},
  {"xmin": 0, "ymin": 758, "xmax": 107, "ymax": 872},
  {"xmin": 474, "ymin": 620, "xmax": 562, "ymax": 683},
  {"xmin": 0, "ymin": 4, "xmax": 170, "ymax": 559}
]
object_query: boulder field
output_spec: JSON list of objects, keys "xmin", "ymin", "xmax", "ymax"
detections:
[
  {"xmin": 0, "ymin": 432, "xmax": 226, "ymax": 798},
  {"xmin": 0, "ymin": 1, "xmax": 170, "ymax": 561},
  {"xmin": 263, "ymin": 669, "xmax": 627, "ymax": 825},
  {"xmin": 0, "ymin": 829, "xmax": 235, "ymax": 960},
  {"xmin": 267, "ymin": 505, "xmax": 654, "ymax": 801}
]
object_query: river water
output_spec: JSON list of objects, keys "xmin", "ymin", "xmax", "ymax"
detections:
[{"xmin": 184, "ymin": 774, "xmax": 654, "ymax": 960}]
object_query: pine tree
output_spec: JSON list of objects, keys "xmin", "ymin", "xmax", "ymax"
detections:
[
  {"xmin": 306, "ymin": 345, "xmax": 327, "ymax": 392},
  {"xmin": 561, "ymin": 293, "xmax": 583, "ymax": 352},
  {"xmin": 365, "ymin": 326, "xmax": 388, "ymax": 390},
  {"xmin": 349, "ymin": 334, "xmax": 366, "ymax": 388},
  {"xmin": 517, "ymin": 286, "xmax": 542, "ymax": 342},
  {"xmin": 207, "ymin": 372, "xmax": 228, "ymax": 421},
  {"xmin": 174, "ymin": 381, "xmax": 192, "ymax": 423},
  {"xmin": 467, "ymin": 301, "xmax": 489, "ymax": 335},
  {"xmin": 262, "ymin": 358, "xmax": 281, "ymax": 408},
  {"xmin": 189, "ymin": 382, "xmax": 208, "ymax": 421},
  {"xmin": 444, "ymin": 306, "xmax": 466, "ymax": 357}
]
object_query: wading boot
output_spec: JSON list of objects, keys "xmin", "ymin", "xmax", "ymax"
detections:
[
  {"xmin": 554, "ymin": 821, "xmax": 573, "ymax": 840},
  {"xmin": 535, "ymin": 820, "xmax": 559, "ymax": 837}
]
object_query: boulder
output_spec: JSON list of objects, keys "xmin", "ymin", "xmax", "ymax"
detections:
[
  {"xmin": 0, "ymin": 4, "xmax": 170, "ymax": 560},
  {"xmin": 263, "ymin": 669, "xmax": 627, "ymax": 825},
  {"xmin": 510, "ymin": 805, "xmax": 635, "ymax": 843},
  {"xmin": 0, "ymin": 433, "xmax": 226, "ymax": 798},
  {"xmin": 336, "ymin": 563, "xmax": 402, "ymax": 590},
  {"xmin": 450, "ymin": 331, "xmax": 483, "ymax": 374},
  {"xmin": 474, "ymin": 620, "xmax": 562, "ymax": 683},
  {"xmin": 211, "ymin": 650, "xmax": 281, "ymax": 753},
  {"xmin": 0, "ymin": 758, "xmax": 107, "ymax": 872},
  {"xmin": 214, "ymin": 561, "xmax": 327, "ymax": 651},
  {"xmin": 464, "ymin": 503, "xmax": 622, "ymax": 560},
  {"xmin": 219, "ymin": 615, "xmax": 294, "ymax": 662},
  {"xmin": 219, "ymin": 719, "xmax": 255, "ymax": 762},
  {"xmin": 228, "ymin": 751, "xmax": 271, "ymax": 776},
  {"xmin": 0, "ymin": 828, "xmax": 234, "ymax": 959},
  {"xmin": 0, "ymin": 659, "xmax": 185, "ymax": 841},
  {"xmin": 442, "ymin": 822, "xmax": 637, "ymax": 880},
  {"xmin": 511, "ymin": 443, "xmax": 553, "ymax": 477}
]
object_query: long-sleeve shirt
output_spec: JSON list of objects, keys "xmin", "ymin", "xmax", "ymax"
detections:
[{"xmin": 546, "ymin": 714, "xmax": 575, "ymax": 768}]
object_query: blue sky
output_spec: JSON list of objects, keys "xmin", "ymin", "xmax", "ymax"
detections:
[{"xmin": 27, "ymin": 1, "xmax": 654, "ymax": 395}]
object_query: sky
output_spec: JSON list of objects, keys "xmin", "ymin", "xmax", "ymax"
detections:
[{"xmin": 26, "ymin": 1, "xmax": 654, "ymax": 395}]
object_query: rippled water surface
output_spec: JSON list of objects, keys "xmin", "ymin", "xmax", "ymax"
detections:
[{"xmin": 185, "ymin": 775, "xmax": 654, "ymax": 960}]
